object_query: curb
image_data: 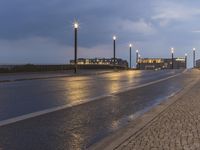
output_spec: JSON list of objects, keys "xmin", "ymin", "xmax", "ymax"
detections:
[{"xmin": 0, "ymin": 70, "xmax": 115, "ymax": 83}]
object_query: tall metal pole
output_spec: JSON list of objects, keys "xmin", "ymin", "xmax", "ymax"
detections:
[
  {"xmin": 136, "ymin": 50, "xmax": 139, "ymax": 69},
  {"xmin": 193, "ymin": 48, "xmax": 196, "ymax": 68},
  {"xmin": 171, "ymin": 48, "xmax": 174, "ymax": 69},
  {"xmin": 172, "ymin": 52, "xmax": 174, "ymax": 69},
  {"xmin": 129, "ymin": 44, "xmax": 132, "ymax": 68},
  {"xmin": 113, "ymin": 36, "xmax": 117, "ymax": 69},
  {"xmin": 74, "ymin": 27, "xmax": 77, "ymax": 73},
  {"xmin": 74, "ymin": 22, "xmax": 78, "ymax": 73},
  {"xmin": 114, "ymin": 40, "xmax": 116, "ymax": 65},
  {"xmin": 138, "ymin": 54, "xmax": 141, "ymax": 70},
  {"xmin": 185, "ymin": 53, "xmax": 187, "ymax": 69},
  {"xmin": 113, "ymin": 36, "xmax": 116, "ymax": 67}
]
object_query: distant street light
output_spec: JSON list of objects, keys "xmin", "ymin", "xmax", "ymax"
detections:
[
  {"xmin": 129, "ymin": 44, "xmax": 132, "ymax": 69},
  {"xmin": 171, "ymin": 48, "xmax": 174, "ymax": 69},
  {"xmin": 113, "ymin": 36, "xmax": 117, "ymax": 67},
  {"xmin": 136, "ymin": 50, "xmax": 139, "ymax": 69},
  {"xmin": 185, "ymin": 53, "xmax": 187, "ymax": 69},
  {"xmin": 74, "ymin": 21, "xmax": 79, "ymax": 73},
  {"xmin": 193, "ymin": 48, "xmax": 196, "ymax": 68}
]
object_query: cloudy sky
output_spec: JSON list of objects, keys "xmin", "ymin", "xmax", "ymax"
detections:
[{"xmin": 0, "ymin": 0, "xmax": 200, "ymax": 67}]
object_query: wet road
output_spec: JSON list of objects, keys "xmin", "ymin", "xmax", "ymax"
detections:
[
  {"xmin": 0, "ymin": 69, "xmax": 194, "ymax": 150},
  {"xmin": 0, "ymin": 70, "xmax": 182, "ymax": 121}
]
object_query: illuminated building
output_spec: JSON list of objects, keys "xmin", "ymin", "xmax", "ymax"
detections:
[
  {"xmin": 196, "ymin": 59, "xmax": 200, "ymax": 68},
  {"xmin": 137, "ymin": 58, "xmax": 186, "ymax": 70},
  {"xmin": 70, "ymin": 58, "xmax": 128, "ymax": 67}
]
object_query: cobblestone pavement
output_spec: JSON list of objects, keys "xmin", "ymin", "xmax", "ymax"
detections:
[{"xmin": 117, "ymin": 79, "xmax": 200, "ymax": 150}]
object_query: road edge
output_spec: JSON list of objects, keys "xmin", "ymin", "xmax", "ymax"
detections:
[
  {"xmin": 89, "ymin": 72, "xmax": 199, "ymax": 150},
  {"xmin": 0, "ymin": 70, "xmax": 115, "ymax": 83}
]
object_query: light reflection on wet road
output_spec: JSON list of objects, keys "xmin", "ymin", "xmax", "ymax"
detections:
[
  {"xmin": 0, "ymin": 69, "xmax": 195, "ymax": 150},
  {"xmin": 0, "ymin": 70, "xmax": 182, "ymax": 121}
]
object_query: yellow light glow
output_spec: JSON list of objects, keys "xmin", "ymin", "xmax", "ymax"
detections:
[
  {"xmin": 176, "ymin": 58, "xmax": 185, "ymax": 61},
  {"xmin": 64, "ymin": 76, "xmax": 90, "ymax": 103},
  {"xmin": 140, "ymin": 58, "xmax": 163, "ymax": 64}
]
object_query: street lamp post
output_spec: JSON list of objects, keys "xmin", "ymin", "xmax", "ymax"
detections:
[
  {"xmin": 138, "ymin": 54, "xmax": 141, "ymax": 70},
  {"xmin": 171, "ymin": 48, "xmax": 174, "ymax": 69},
  {"xmin": 74, "ymin": 22, "xmax": 79, "ymax": 73},
  {"xmin": 136, "ymin": 50, "xmax": 139, "ymax": 69},
  {"xmin": 129, "ymin": 44, "xmax": 132, "ymax": 69},
  {"xmin": 193, "ymin": 48, "xmax": 196, "ymax": 68},
  {"xmin": 185, "ymin": 53, "xmax": 187, "ymax": 69},
  {"xmin": 113, "ymin": 36, "xmax": 116, "ymax": 67}
]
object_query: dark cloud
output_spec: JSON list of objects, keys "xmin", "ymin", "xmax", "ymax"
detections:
[
  {"xmin": 0, "ymin": 0, "xmax": 200, "ymax": 67},
  {"xmin": 0, "ymin": 0, "xmax": 152, "ymax": 44}
]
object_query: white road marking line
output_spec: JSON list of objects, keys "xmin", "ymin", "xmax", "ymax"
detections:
[{"xmin": 0, "ymin": 71, "xmax": 185, "ymax": 127}]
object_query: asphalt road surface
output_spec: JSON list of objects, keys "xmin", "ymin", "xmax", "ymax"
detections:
[{"xmin": 0, "ymin": 69, "xmax": 194, "ymax": 150}]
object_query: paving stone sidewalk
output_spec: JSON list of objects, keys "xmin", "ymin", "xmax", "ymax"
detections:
[{"xmin": 116, "ymin": 79, "xmax": 200, "ymax": 150}]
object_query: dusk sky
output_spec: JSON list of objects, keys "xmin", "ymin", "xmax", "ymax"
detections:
[{"xmin": 0, "ymin": 0, "xmax": 200, "ymax": 67}]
